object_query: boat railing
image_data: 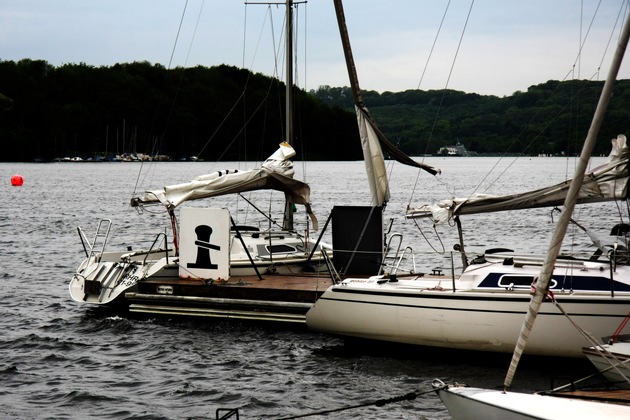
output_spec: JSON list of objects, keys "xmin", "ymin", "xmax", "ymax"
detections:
[
  {"xmin": 77, "ymin": 219, "xmax": 112, "ymax": 262},
  {"xmin": 142, "ymin": 232, "xmax": 170, "ymax": 265},
  {"xmin": 389, "ymin": 246, "xmax": 417, "ymax": 275},
  {"xmin": 378, "ymin": 233, "xmax": 407, "ymax": 276},
  {"xmin": 321, "ymin": 249, "xmax": 342, "ymax": 285}
]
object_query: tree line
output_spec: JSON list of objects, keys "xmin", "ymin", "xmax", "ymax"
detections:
[
  {"xmin": 312, "ymin": 80, "xmax": 630, "ymax": 157},
  {"xmin": 1, "ymin": 59, "xmax": 629, "ymax": 162}
]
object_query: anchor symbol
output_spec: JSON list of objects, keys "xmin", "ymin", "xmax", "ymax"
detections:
[{"xmin": 187, "ymin": 225, "xmax": 220, "ymax": 269}]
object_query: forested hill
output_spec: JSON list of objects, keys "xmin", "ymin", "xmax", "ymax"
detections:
[
  {"xmin": 1, "ymin": 59, "xmax": 629, "ymax": 162},
  {"xmin": 311, "ymin": 80, "xmax": 630, "ymax": 157}
]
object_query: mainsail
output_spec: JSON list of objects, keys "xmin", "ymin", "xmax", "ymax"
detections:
[
  {"xmin": 130, "ymin": 142, "xmax": 318, "ymax": 229},
  {"xmin": 407, "ymin": 134, "xmax": 630, "ymax": 224}
]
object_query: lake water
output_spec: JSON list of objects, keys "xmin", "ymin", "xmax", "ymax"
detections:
[{"xmin": 0, "ymin": 157, "xmax": 610, "ymax": 419}]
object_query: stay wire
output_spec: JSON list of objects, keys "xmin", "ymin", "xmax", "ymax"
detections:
[
  {"xmin": 196, "ymin": 5, "xmax": 279, "ymax": 161},
  {"xmin": 417, "ymin": 0, "xmax": 451, "ymax": 90},
  {"xmin": 409, "ymin": 0, "xmax": 473, "ymax": 205},
  {"xmin": 132, "ymin": 0, "xmax": 191, "ymax": 197}
]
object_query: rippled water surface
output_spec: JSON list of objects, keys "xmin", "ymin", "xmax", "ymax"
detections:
[{"xmin": 0, "ymin": 157, "xmax": 608, "ymax": 419}]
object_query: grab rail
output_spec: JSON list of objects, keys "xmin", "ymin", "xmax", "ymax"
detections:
[
  {"xmin": 380, "ymin": 233, "xmax": 403, "ymax": 275},
  {"xmin": 143, "ymin": 232, "xmax": 169, "ymax": 265},
  {"xmin": 393, "ymin": 246, "xmax": 416, "ymax": 274},
  {"xmin": 321, "ymin": 249, "xmax": 342, "ymax": 285}
]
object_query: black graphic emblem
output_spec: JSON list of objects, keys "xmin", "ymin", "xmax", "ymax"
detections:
[{"xmin": 187, "ymin": 225, "xmax": 220, "ymax": 269}]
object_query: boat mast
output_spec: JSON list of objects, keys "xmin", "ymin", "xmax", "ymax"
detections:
[
  {"xmin": 333, "ymin": 0, "xmax": 363, "ymax": 108},
  {"xmin": 504, "ymin": 11, "xmax": 630, "ymax": 390},
  {"xmin": 282, "ymin": 0, "xmax": 295, "ymax": 231}
]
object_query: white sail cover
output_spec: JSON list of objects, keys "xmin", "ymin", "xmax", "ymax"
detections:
[
  {"xmin": 131, "ymin": 142, "xmax": 318, "ymax": 229},
  {"xmin": 357, "ymin": 106, "xmax": 390, "ymax": 206},
  {"xmin": 356, "ymin": 106, "xmax": 441, "ymax": 207},
  {"xmin": 407, "ymin": 134, "xmax": 630, "ymax": 224}
]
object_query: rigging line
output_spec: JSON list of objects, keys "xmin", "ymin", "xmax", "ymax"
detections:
[
  {"xmin": 199, "ymin": 3, "xmax": 284, "ymax": 163},
  {"xmin": 196, "ymin": 4, "xmax": 277, "ymax": 161},
  {"xmin": 412, "ymin": 218, "xmax": 445, "ymax": 254},
  {"xmin": 551, "ymin": 299, "xmax": 630, "ymax": 385},
  {"xmin": 597, "ymin": 1, "xmax": 628, "ymax": 76},
  {"xmin": 576, "ymin": 0, "xmax": 602, "ymax": 79},
  {"xmin": 417, "ymin": 0, "xmax": 451, "ymax": 90},
  {"xmin": 205, "ymin": 72, "xmax": 281, "ymax": 162},
  {"xmin": 409, "ymin": 1, "xmax": 473, "ymax": 205},
  {"xmin": 164, "ymin": 0, "xmax": 206, "ymax": 157},
  {"xmin": 424, "ymin": 0, "xmax": 474, "ymax": 148},
  {"xmin": 238, "ymin": 193, "xmax": 282, "ymax": 228},
  {"xmin": 132, "ymin": 0, "xmax": 190, "ymax": 196},
  {"xmin": 478, "ymin": 69, "xmax": 603, "ymax": 195}
]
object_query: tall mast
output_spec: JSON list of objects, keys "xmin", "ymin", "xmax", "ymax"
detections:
[
  {"xmin": 333, "ymin": 0, "xmax": 363, "ymax": 108},
  {"xmin": 285, "ymin": 0, "xmax": 294, "ymax": 146},
  {"xmin": 504, "ymin": 10, "xmax": 630, "ymax": 390},
  {"xmin": 282, "ymin": 0, "xmax": 295, "ymax": 230}
]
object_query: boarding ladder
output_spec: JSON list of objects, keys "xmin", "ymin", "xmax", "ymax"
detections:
[
  {"xmin": 379, "ymin": 233, "xmax": 417, "ymax": 276},
  {"xmin": 78, "ymin": 219, "xmax": 112, "ymax": 262}
]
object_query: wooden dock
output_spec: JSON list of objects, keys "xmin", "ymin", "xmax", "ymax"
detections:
[{"xmin": 125, "ymin": 273, "xmax": 336, "ymax": 323}]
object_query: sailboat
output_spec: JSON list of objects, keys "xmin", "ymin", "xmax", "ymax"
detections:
[
  {"xmin": 305, "ymin": 3, "xmax": 630, "ymax": 358},
  {"xmin": 69, "ymin": 1, "xmax": 333, "ymax": 317},
  {"xmin": 435, "ymin": 5, "xmax": 630, "ymax": 419},
  {"xmin": 583, "ymin": 337, "xmax": 630, "ymax": 388}
]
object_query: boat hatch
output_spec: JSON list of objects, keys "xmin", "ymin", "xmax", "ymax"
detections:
[
  {"xmin": 498, "ymin": 275, "xmax": 558, "ymax": 290},
  {"xmin": 265, "ymin": 244, "xmax": 298, "ymax": 255}
]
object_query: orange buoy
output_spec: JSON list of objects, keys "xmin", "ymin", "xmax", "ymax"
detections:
[{"xmin": 11, "ymin": 174, "xmax": 24, "ymax": 186}]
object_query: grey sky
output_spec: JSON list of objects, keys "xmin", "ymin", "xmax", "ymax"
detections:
[{"xmin": 2, "ymin": 0, "xmax": 629, "ymax": 96}]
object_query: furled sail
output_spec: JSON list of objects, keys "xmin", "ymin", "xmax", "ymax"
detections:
[
  {"xmin": 131, "ymin": 142, "xmax": 318, "ymax": 229},
  {"xmin": 407, "ymin": 134, "xmax": 630, "ymax": 224},
  {"xmin": 333, "ymin": 0, "xmax": 440, "ymax": 208},
  {"xmin": 357, "ymin": 106, "xmax": 390, "ymax": 206}
]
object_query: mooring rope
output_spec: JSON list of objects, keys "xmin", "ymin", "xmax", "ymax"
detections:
[{"xmin": 272, "ymin": 385, "xmax": 447, "ymax": 420}]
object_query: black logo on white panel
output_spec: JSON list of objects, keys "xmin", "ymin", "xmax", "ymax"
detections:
[{"xmin": 187, "ymin": 225, "xmax": 220, "ymax": 269}]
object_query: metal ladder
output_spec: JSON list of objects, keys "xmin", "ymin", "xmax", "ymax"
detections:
[
  {"xmin": 380, "ymin": 233, "xmax": 417, "ymax": 275},
  {"xmin": 78, "ymin": 219, "xmax": 112, "ymax": 261}
]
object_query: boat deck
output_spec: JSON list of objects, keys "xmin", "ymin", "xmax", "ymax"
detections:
[
  {"xmin": 541, "ymin": 388, "xmax": 630, "ymax": 405},
  {"xmin": 125, "ymin": 273, "xmax": 336, "ymax": 323}
]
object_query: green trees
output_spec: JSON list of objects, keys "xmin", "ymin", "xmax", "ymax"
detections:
[
  {"xmin": 0, "ymin": 60, "xmax": 361, "ymax": 162},
  {"xmin": 1, "ymin": 59, "xmax": 629, "ymax": 162},
  {"xmin": 312, "ymin": 80, "xmax": 630, "ymax": 157}
]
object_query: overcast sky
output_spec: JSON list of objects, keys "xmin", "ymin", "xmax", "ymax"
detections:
[{"xmin": 2, "ymin": 0, "xmax": 629, "ymax": 96}]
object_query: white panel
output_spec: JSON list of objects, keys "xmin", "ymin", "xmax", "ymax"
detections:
[{"xmin": 179, "ymin": 208, "xmax": 230, "ymax": 279}]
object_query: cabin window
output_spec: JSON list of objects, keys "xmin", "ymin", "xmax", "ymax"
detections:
[{"xmin": 498, "ymin": 275, "xmax": 558, "ymax": 290}]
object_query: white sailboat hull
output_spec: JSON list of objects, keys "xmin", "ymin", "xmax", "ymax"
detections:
[
  {"xmin": 437, "ymin": 385, "xmax": 630, "ymax": 419},
  {"xmin": 70, "ymin": 229, "xmax": 329, "ymax": 307},
  {"xmin": 306, "ymin": 259, "xmax": 630, "ymax": 358},
  {"xmin": 583, "ymin": 341, "xmax": 630, "ymax": 386}
]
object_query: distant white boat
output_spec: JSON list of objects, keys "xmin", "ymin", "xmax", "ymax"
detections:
[{"xmin": 437, "ymin": 142, "xmax": 470, "ymax": 156}]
